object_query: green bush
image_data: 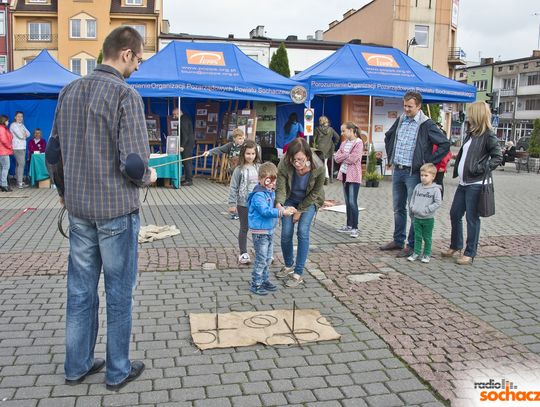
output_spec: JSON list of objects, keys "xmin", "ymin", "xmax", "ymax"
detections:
[
  {"xmin": 269, "ymin": 43, "xmax": 291, "ymax": 78},
  {"xmin": 528, "ymin": 118, "xmax": 540, "ymax": 158}
]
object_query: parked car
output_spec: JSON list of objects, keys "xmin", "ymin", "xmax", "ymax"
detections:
[{"xmin": 516, "ymin": 135, "xmax": 531, "ymax": 151}]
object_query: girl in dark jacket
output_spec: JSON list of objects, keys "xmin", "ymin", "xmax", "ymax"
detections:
[{"xmin": 442, "ymin": 101, "xmax": 502, "ymax": 265}]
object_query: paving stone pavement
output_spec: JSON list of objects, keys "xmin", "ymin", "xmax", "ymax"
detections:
[{"xmin": 0, "ymin": 169, "xmax": 539, "ymax": 406}]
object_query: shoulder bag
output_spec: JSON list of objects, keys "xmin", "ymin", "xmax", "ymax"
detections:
[{"xmin": 478, "ymin": 165, "xmax": 495, "ymax": 218}]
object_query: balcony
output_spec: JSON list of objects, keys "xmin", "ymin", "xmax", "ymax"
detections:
[
  {"xmin": 448, "ymin": 48, "xmax": 466, "ymax": 66},
  {"xmin": 495, "ymin": 88, "xmax": 516, "ymax": 97},
  {"xmin": 517, "ymin": 84, "xmax": 540, "ymax": 96},
  {"xmin": 14, "ymin": 34, "xmax": 58, "ymax": 50}
]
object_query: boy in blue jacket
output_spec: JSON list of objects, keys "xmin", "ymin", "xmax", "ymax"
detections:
[{"xmin": 247, "ymin": 162, "xmax": 296, "ymax": 295}]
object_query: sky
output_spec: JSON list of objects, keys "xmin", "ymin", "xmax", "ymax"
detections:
[{"xmin": 162, "ymin": 0, "xmax": 540, "ymax": 64}]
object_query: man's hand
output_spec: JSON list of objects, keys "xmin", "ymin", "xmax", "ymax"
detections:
[
  {"xmin": 292, "ymin": 211, "xmax": 301, "ymax": 224},
  {"xmin": 179, "ymin": 147, "xmax": 184, "ymax": 152},
  {"xmin": 202, "ymin": 151, "xmax": 210, "ymax": 157},
  {"xmin": 59, "ymin": 197, "xmax": 65, "ymax": 207},
  {"xmin": 149, "ymin": 167, "xmax": 157, "ymax": 183}
]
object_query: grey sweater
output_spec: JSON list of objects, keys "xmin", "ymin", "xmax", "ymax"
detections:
[{"xmin": 409, "ymin": 183, "xmax": 442, "ymax": 219}]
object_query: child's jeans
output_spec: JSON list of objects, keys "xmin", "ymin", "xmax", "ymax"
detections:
[
  {"xmin": 413, "ymin": 217, "xmax": 435, "ymax": 256},
  {"xmin": 251, "ymin": 233, "xmax": 273, "ymax": 288}
]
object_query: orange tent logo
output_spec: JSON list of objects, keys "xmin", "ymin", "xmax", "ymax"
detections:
[
  {"xmin": 362, "ymin": 52, "xmax": 399, "ymax": 68},
  {"xmin": 186, "ymin": 50, "xmax": 225, "ymax": 66}
]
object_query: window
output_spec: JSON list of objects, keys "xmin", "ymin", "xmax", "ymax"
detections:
[
  {"xmin": 503, "ymin": 78, "xmax": 516, "ymax": 89},
  {"xmin": 500, "ymin": 101, "xmax": 514, "ymax": 113},
  {"xmin": 86, "ymin": 20, "xmax": 96, "ymax": 38},
  {"xmin": 0, "ymin": 56, "xmax": 6, "ymax": 74},
  {"xmin": 71, "ymin": 58, "xmax": 81, "ymax": 75},
  {"xmin": 125, "ymin": 0, "xmax": 143, "ymax": 5},
  {"xmin": 523, "ymin": 63, "xmax": 528, "ymax": 69},
  {"xmin": 28, "ymin": 22, "xmax": 51, "ymax": 41},
  {"xmin": 527, "ymin": 74, "xmax": 540, "ymax": 86},
  {"xmin": 473, "ymin": 80, "xmax": 487, "ymax": 91},
  {"xmin": 70, "ymin": 19, "xmax": 81, "ymax": 38},
  {"xmin": 414, "ymin": 25, "xmax": 429, "ymax": 47},
  {"xmin": 498, "ymin": 67, "xmax": 503, "ymax": 72},
  {"xmin": 525, "ymin": 99, "xmax": 540, "ymax": 110},
  {"xmin": 537, "ymin": 61, "xmax": 540, "ymax": 67},
  {"xmin": 127, "ymin": 24, "xmax": 145, "ymax": 39},
  {"xmin": 27, "ymin": 0, "xmax": 49, "ymax": 3},
  {"xmin": 86, "ymin": 59, "xmax": 96, "ymax": 74},
  {"xmin": 509, "ymin": 65, "xmax": 514, "ymax": 71},
  {"xmin": 0, "ymin": 11, "xmax": 5, "ymax": 36}
]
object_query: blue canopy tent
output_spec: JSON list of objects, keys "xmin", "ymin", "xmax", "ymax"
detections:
[
  {"xmin": 293, "ymin": 44, "xmax": 476, "ymax": 103},
  {"xmin": 128, "ymin": 41, "xmax": 303, "ymax": 102}
]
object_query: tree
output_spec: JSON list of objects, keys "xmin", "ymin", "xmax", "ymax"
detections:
[
  {"xmin": 269, "ymin": 43, "xmax": 291, "ymax": 78},
  {"xmin": 422, "ymin": 104, "xmax": 441, "ymax": 123},
  {"xmin": 528, "ymin": 118, "xmax": 540, "ymax": 158},
  {"xmin": 97, "ymin": 50, "xmax": 103, "ymax": 65}
]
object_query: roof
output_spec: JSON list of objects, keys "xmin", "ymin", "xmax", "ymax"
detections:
[
  {"xmin": 14, "ymin": 0, "xmax": 57, "ymax": 12},
  {"xmin": 110, "ymin": 0, "xmax": 156, "ymax": 14}
]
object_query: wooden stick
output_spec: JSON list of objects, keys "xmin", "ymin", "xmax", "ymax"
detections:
[{"xmin": 150, "ymin": 153, "xmax": 206, "ymax": 169}]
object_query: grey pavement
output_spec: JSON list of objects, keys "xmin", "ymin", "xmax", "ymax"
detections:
[{"xmin": 0, "ymin": 166, "xmax": 539, "ymax": 406}]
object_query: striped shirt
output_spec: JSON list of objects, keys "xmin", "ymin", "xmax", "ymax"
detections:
[
  {"xmin": 393, "ymin": 112, "xmax": 420, "ymax": 167},
  {"xmin": 50, "ymin": 64, "xmax": 151, "ymax": 220}
]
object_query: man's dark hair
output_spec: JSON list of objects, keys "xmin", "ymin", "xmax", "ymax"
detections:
[
  {"xmin": 403, "ymin": 91, "xmax": 422, "ymax": 105},
  {"xmin": 102, "ymin": 26, "xmax": 144, "ymax": 60}
]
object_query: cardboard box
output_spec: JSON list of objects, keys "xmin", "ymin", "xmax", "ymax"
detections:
[{"xmin": 38, "ymin": 178, "xmax": 51, "ymax": 189}]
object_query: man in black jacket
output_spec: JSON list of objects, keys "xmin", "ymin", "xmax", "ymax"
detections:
[
  {"xmin": 173, "ymin": 108, "xmax": 195, "ymax": 186},
  {"xmin": 380, "ymin": 91, "xmax": 450, "ymax": 257}
]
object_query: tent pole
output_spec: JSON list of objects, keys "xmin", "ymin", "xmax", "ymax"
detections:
[
  {"xmin": 366, "ymin": 95, "xmax": 372, "ymax": 172},
  {"xmin": 178, "ymin": 96, "xmax": 182, "ymax": 188}
]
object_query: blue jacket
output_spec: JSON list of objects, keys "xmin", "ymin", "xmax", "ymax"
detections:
[{"xmin": 247, "ymin": 184, "xmax": 280, "ymax": 233}]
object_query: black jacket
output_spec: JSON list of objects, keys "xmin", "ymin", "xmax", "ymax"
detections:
[
  {"xmin": 453, "ymin": 130, "xmax": 502, "ymax": 183},
  {"xmin": 385, "ymin": 112, "xmax": 450, "ymax": 173},
  {"xmin": 180, "ymin": 114, "xmax": 194, "ymax": 150}
]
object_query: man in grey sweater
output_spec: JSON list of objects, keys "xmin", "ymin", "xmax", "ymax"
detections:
[{"xmin": 407, "ymin": 163, "xmax": 442, "ymax": 263}]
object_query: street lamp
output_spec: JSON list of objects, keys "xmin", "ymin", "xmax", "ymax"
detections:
[{"xmin": 406, "ymin": 37, "xmax": 418, "ymax": 55}]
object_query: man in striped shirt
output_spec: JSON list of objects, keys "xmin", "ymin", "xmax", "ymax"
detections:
[{"xmin": 46, "ymin": 26, "xmax": 156, "ymax": 391}]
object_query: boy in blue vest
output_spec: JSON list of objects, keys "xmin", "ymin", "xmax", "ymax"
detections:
[{"xmin": 247, "ymin": 162, "xmax": 296, "ymax": 295}]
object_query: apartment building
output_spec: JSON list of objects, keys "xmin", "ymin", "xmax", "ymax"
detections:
[
  {"xmin": 0, "ymin": 0, "xmax": 9, "ymax": 73},
  {"xmin": 10, "ymin": 0, "xmax": 163, "ymax": 75}
]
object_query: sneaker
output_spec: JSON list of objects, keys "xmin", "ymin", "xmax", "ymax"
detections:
[
  {"xmin": 407, "ymin": 253, "xmax": 420, "ymax": 262},
  {"xmin": 250, "ymin": 285, "xmax": 268, "ymax": 296},
  {"xmin": 276, "ymin": 266, "xmax": 294, "ymax": 279},
  {"xmin": 262, "ymin": 281, "xmax": 278, "ymax": 291},
  {"xmin": 238, "ymin": 253, "xmax": 251, "ymax": 264},
  {"xmin": 17, "ymin": 183, "xmax": 28, "ymax": 189},
  {"xmin": 421, "ymin": 255, "xmax": 431, "ymax": 263},
  {"xmin": 396, "ymin": 246, "xmax": 414, "ymax": 258},
  {"xmin": 285, "ymin": 274, "xmax": 304, "ymax": 288},
  {"xmin": 350, "ymin": 229, "xmax": 359, "ymax": 238},
  {"xmin": 230, "ymin": 214, "xmax": 239, "ymax": 220},
  {"xmin": 336, "ymin": 226, "xmax": 352, "ymax": 233}
]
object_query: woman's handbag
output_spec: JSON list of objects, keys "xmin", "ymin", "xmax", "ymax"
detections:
[{"xmin": 478, "ymin": 167, "xmax": 495, "ymax": 217}]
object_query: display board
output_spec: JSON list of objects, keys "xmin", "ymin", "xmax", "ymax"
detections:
[
  {"xmin": 341, "ymin": 96, "xmax": 370, "ymax": 140},
  {"xmin": 254, "ymin": 101, "xmax": 276, "ymax": 147},
  {"xmin": 145, "ymin": 113, "xmax": 161, "ymax": 142},
  {"xmin": 371, "ymin": 97, "xmax": 401, "ymax": 152},
  {"xmin": 194, "ymin": 102, "xmax": 220, "ymax": 142}
]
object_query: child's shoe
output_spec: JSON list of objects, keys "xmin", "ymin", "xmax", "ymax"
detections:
[
  {"xmin": 407, "ymin": 253, "xmax": 420, "ymax": 262},
  {"xmin": 250, "ymin": 285, "xmax": 268, "ymax": 296},
  {"xmin": 230, "ymin": 214, "xmax": 239, "ymax": 220},
  {"xmin": 276, "ymin": 266, "xmax": 293, "ymax": 279},
  {"xmin": 421, "ymin": 255, "xmax": 431, "ymax": 263},
  {"xmin": 238, "ymin": 253, "xmax": 251, "ymax": 264},
  {"xmin": 350, "ymin": 229, "xmax": 359, "ymax": 238},
  {"xmin": 285, "ymin": 273, "xmax": 304, "ymax": 288},
  {"xmin": 262, "ymin": 281, "xmax": 278, "ymax": 291}
]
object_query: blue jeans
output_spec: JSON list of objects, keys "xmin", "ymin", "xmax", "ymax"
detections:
[
  {"xmin": 281, "ymin": 202, "xmax": 317, "ymax": 276},
  {"xmin": 0, "ymin": 155, "xmax": 9, "ymax": 187},
  {"xmin": 65, "ymin": 212, "xmax": 140, "ymax": 386},
  {"xmin": 251, "ymin": 233, "xmax": 274, "ymax": 288},
  {"xmin": 392, "ymin": 167, "xmax": 420, "ymax": 248},
  {"xmin": 449, "ymin": 184, "xmax": 482, "ymax": 257},
  {"xmin": 343, "ymin": 182, "xmax": 360, "ymax": 229}
]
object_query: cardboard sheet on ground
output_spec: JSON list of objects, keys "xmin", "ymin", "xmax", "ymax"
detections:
[
  {"xmin": 321, "ymin": 204, "xmax": 365, "ymax": 213},
  {"xmin": 189, "ymin": 309, "xmax": 341, "ymax": 350}
]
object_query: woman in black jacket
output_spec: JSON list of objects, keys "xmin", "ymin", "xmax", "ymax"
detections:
[{"xmin": 442, "ymin": 101, "xmax": 502, "ymax": 265}]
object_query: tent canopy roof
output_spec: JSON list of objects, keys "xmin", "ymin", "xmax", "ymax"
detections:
[
  {"xmin": 293, "ymin": 44, "xmax": 476, "ymax": 103},
  {"xmin": 0, "ymin": 49, "xmax": 79, "ymax": 98},
  {"xmin": 128, "ymin": 41, "xmax": 303, "ymax": 102}
]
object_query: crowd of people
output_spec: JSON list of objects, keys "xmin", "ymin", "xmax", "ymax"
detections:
[
  {"xmin": 0, "ymin": 111, "xmax": 46, "ymax": 191},
  {"xmin": 20, "ymin": 25, "xmax": 501, "ymax": 393}
]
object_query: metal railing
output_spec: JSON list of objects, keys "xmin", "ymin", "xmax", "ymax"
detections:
[
  {"xmin": 448, "ymin": 47, "xmax": 466, "ymax": 61},
  {"xmin": 143, "ymin": 37, "xmax": 156, "ymax": 52},
  {"xmin": 14, "ymin": 34, "xmax": 58, "ymax": 50}
]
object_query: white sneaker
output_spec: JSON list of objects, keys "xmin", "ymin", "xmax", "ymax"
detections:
[
  {"xmin": 238, "ymin": 253, "xmax": 251, "ymax": 264},
  {"xmin": 407, "ymin": 253, "xmax": 419, "ymax": 262},
  {"xmin": 276, "ymin": 266, "xmax": 294, "ymax": 279},
  {"xmin": 350, "ymin": 229, "xmax": 359, "ymax": 238},
  {"xmin": 421, "ymin": 255, "xmax": 431, "ymax": 263},
  {"xmin": 336, "ymin": 226, "xmax": 352, "ymax": 233}
]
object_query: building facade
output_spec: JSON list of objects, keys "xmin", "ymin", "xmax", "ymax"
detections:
[
  {"xmin": 0, "ymin": 0, "xmax": 9, "ymax": 73},
  {"xmin": 323, "ymin": 0, "xmax": 465, "ymax": 78},
  {"xmin": 10, "ymin": 0, "xmax": 163, "ymax": 75}
]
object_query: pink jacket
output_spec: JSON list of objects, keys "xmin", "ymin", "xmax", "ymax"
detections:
[
  {"xmin": 334, "ymin": 139, "xmax": 363, "ymax": 183},
  {"xmin": 0, "ymin": 125, "xmax": 14, "ymax": 156}
]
